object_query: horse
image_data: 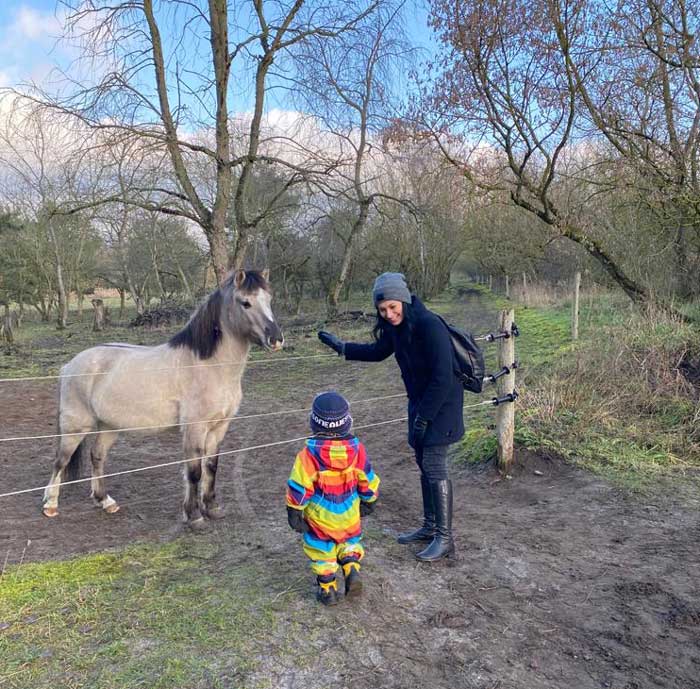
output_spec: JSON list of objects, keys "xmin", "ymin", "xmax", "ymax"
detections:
[{"xmin": 42, "ymin": 269, "xmax": 284, "ymax": 528}]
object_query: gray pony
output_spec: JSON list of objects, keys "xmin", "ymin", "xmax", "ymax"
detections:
[{"xmin": 43, "ymin": 269, "xmax": 283, "ymax": 528}]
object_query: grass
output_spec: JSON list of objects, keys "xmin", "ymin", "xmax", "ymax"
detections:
[
  {"xmin": 453, "ymin": 280, "xmax": 700, "ymax": 489},
  {"xmin": 2, "ymin": 276, "xmax": 699, "ymax": 687},
  {"xmin": 0, "ymin": 538, "xmax": 286, "ymax": 689}
]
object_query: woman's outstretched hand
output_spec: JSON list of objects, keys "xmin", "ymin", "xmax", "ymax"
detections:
[{"xmin": 318, "ymin": 331, "xmax": 345, "ymax": 355}]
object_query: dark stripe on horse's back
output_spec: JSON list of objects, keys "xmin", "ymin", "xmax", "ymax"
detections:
[{"xmin": 169, "ymin": 289, "xmax": 223, "ymax": 359}]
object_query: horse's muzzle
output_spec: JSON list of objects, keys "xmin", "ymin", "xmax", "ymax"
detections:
[{"xmin": 265, "ymin": 323, "xmax": 284, "ymax": 352}]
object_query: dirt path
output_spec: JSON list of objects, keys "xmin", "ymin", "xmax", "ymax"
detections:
[{"xmin": 1, "ymin": 291, "xmax": 698, "ymax": 689}]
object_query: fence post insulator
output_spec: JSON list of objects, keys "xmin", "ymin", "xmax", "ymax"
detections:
[{"xmin": 492, "ymin": 390, "xmax": 518, "ymax": 406}]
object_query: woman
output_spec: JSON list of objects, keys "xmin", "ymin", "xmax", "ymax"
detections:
[{"xmin": 318, "ymin": 272, "xmax": 464, "ymax": 561}]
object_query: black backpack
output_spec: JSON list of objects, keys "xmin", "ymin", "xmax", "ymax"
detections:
[{"xmin": 436, "ymin": 315, "xmax": 485, "ymax": 394}]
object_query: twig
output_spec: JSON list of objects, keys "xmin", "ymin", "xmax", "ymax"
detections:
[{"xmin": 0, "ymin": 549, "xmax": 9, "ymax": 582}]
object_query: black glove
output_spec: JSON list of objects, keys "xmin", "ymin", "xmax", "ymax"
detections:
[
  {"xmin": 359, "ymin": 501, "xmax": 375, "ymax": 517},
  {"xmin": 287, "ymin": 506, "xmax": 307, "ymax": 533},
  {"xmin": 318, "ymin": 330, "xmax": 345, "ymax": 356},
  {"xmin": 412, "ymin": 415, "xmax": 429, "ymax": 447}
]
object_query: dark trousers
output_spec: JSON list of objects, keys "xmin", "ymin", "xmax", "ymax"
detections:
[{"xmin": 415, "ymin": 444, "xmax": 449, "ymax": 481}]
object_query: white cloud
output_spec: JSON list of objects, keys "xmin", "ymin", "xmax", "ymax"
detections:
[
  {"xmin": 0, "ymin": 3, "xmax": 72, "ymax": 87},
  {"xmin": 9, "ymin": 5, "xmax": 62, "ymax": 42}
]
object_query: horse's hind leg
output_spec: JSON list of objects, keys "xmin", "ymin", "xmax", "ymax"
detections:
[
  {"xmin": 91, "ymin": 431, "xmax": 120, "ymax": 514},
  {"xmin": 43, "ymin": 433, "xmax": 86, "ymax": 517}
]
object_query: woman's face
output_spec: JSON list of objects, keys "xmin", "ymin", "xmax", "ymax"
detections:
[{"xmin": 378, "ymin": 299, "xmax": 404, "ymax": 326}]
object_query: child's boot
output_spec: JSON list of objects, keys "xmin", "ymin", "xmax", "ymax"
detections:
[
  {"xmin": 340, "ymin": 557, "xmax": 363, "ymax": 599},
  {"xmin": 316, "ymin": 573, "xmax": 340, "ymax": 606}
]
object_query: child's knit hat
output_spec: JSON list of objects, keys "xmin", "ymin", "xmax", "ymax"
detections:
[{"xmin": 310, "ymin": 391, "xmax": 352, "ymax": 436}]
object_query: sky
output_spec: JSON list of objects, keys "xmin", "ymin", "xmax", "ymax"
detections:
[
  {"xmin": 0, "ymin": 1, "xmax": 436, "ymax": 95},
  {"xmin": 0, "ymin": 1, "xmax": 69, "ymax": 88}
]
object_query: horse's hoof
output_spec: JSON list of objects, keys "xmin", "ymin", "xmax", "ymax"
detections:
[
  {"xmin": 204, "ymin": 506, "xmax": 226, "ymax": 520},
  {"xmin": 43, "ymin": 506, "xmax": 59, "ymax": 518},
  {"xmin": 187, "ymin": 517, "xmax": 207, "ymax": 532},
  {"xmin": 104, "ymin": 502, "xmax": 120, "ymax": 514}
]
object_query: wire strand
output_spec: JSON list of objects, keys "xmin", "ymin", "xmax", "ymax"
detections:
[
  {"xmin": 0, "ymin": 400, "xmax": 498, "ymax": 500},
  {"xmin": 0, "ymin": 352, "xmax": 337, "ymax": 384},
  {"xmin": 0, "ymin": 392, "xmax": 408, "ymax": 443}
]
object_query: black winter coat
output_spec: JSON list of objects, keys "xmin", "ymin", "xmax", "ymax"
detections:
[{"xmin": 343, "ymin": 296, "xmax": 464, "ymax": 448}]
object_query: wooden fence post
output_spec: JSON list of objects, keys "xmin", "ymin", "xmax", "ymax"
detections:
[
  {"xmin": 488, "ymin": 274, "xmax": 493, "ymax": 291},
  {"xmin": 92, "ymin": 299, "xmax": 105, "ymax": 332},
  {"xmin": 496, "ymin": 309, "xmax": 516, "ymax": 474},
  {"xmin": 572, "ymin": 271, "xmax": 581, "ymax": 340},
  {"xmin": 505, "ymin": 274, "xmax": 510, "ymax": 298}
]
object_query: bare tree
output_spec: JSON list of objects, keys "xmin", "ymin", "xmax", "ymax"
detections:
[
  {"xmin": 5, "ymin": 1, "xmax": 381, "ymax": 285},
  {"xmin": 548, "ymin": 0, "xmax": 700, "ymax": 297},
  {"xmin": 293, "ymin": 0, "xmax": 413, "ymax": 315},
  {"xmin": 424, "ymin": 0, "xmax": 654, "ymax": 305},
  {"xmin": 0, "ymin": 102, "xmax": 101, "ymax": 328}
]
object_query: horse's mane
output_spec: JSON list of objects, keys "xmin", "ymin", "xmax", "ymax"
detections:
[{"xmin": 168, "ymin": 271, "xmax": 268, "ymax": 360}]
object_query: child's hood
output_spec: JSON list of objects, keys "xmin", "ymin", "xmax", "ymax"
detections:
[{"xmin": 305, "ymin": 436, "xmax": 361, "ymax": 471}]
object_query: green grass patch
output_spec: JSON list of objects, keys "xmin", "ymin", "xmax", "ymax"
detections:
[
  {"xmin": 0, "ymin": 539, "xmax": 285, "ymax": 689},
  {"xmin": 446, "ymin": 280, "xmax": 700, "ymax": 489},
  {"xmin": 515, "ymin": 296, "xmax": 700, "ymax": 488}
]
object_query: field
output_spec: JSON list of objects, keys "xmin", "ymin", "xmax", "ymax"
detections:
[{"xmin": 1, "ymin": 286, "xmax": 699, "ymax": 689}]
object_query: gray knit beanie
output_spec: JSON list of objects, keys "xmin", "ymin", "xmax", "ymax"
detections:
[{"xmin": 372, "ymin": 272, "xmax": 412, "ymax": 306}]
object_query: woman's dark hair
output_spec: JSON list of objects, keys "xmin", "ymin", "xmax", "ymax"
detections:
[{"xmin": 372, "ymin": 299, "xmax": 415, "ymax": 342}]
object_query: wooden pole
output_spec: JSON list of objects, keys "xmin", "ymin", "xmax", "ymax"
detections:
[
  {"xmin": 505, "ymin": 274, "xmax": 510, "ymax": 298},
  {"xmin": 496, "ymin": 309, "xmax": 516, "ymax": 475},
  {"xmin": 488, "ymin": 274, "xmax": 493, "ymax": 291},
  {"xmin": 92, "ymin": 299, "xmax": 105, "ymax": 332},
  {"xmin": 572, "ymin": 271, "xmax": 581, "ymax": 340}
]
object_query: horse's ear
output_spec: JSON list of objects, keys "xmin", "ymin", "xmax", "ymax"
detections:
[
  {"xmin": 233, "ymin": 270, "xmax": 246, "ymax": 288},
  {"xmin": 261, "ymin": 268, "xmax": 269, "ymax": 283}
]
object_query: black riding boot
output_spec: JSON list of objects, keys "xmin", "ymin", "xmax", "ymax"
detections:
[
  {"xmin": 416, "ymin": 480, "xmax": 454, "ymax": 561},
  {"xmin": 397, "ymin": 475, "xmax": 436, "ymax": 544}
]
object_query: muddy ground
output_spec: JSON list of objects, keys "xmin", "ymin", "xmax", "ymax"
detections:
[{"xmin": 1, "ymin": 292, "xmax": 699, "ymax": 689}]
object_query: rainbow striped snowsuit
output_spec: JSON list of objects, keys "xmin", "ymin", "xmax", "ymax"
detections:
[{"xmin": 286, "ymin": 435, "xmax": 380, "ymax": 577}]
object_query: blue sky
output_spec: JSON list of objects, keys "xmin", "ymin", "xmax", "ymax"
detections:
[
  {"xmin": 0, "ymin": 1, "xmax": 69, "ymax": 87},
  {"xmin": 0, "ymin": 1, "xmax": 436, "ymax": 106}
]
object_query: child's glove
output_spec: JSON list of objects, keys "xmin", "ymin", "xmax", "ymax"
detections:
[
  {"xmin": 287, "ymin": 506, "xmax": 308, "ymax": 533},
  {"xmin": 359, "ymin": 501, "xmax": 375, "ymax": 517}
]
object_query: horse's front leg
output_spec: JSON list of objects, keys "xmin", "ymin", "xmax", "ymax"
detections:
[
  {"xmin": 182, "ymin": 430, "xmax": 209, "ymax": 528},
  {"xmin": 201, "ymin": 455, "xmax": 224, "ymax": 520},
  {"xmin": 183, "ymin": 455, "xmax": 205, "ymax": 528},
  {"xmin": 200, "ymin": 422, "xmax": 230, "ymax": 520}
]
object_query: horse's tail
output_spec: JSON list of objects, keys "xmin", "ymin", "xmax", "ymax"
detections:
[
  {"xmin": 64, "ymin": 438, "xmax": 91, "ymax": 482},
  {"xmin": 55, "ymin": 377, "xmax": 92, "ymax": 483}
]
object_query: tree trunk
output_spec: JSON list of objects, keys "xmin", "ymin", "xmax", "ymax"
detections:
[
  {"xmin": 209, "ymin": 228, "xmax": 231, "ymax": 285},
  {"xmin": 46, "ymin": 218, "xmax": 68, "ymax": 330},
  {"xmin": 1, "ymin": 304, "xmax": 14, "ymax": 346},
  {"xmin": 328, "ymin": 202, "xmax": 370, "ymax": 317},
  {"xmin": 38, "ymin": 295, "xmax": 50, "ymax": 321},
  {"xmin": 175, "ymin": 262, "xmax": 193, "ymax": 300}
]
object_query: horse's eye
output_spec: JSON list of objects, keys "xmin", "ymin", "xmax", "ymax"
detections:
[{"xmin": 242, "ymin": 300, "xmax": 252, "ymax": 310}]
